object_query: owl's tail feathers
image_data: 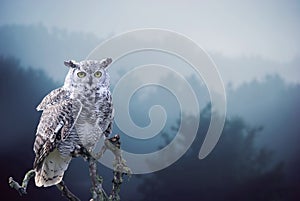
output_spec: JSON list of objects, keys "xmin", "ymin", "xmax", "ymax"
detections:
[{"xmin": 34, "ymin": 149, "xmax": 71, "ymax": 187}]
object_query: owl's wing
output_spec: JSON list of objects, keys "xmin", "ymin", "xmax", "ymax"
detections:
[
  {"xmin": 36, "ymin": 87, "xmax": 69, "ymax": 111},
  {"xmin": 33, "ymin": 98, "xmax": 82, "ymax": 170}
]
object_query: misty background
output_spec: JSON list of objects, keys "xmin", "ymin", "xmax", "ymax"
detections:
[{"xmin": 0, "ymin": 1, "xmax": 299, "ymax": 201}]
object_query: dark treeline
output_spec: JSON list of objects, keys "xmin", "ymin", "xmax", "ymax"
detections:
[
  {"xmin": 137, "ymin": 106, "xmax": 299, "ymax": 200},
  {"xmin": 0, "ymin": 57, "xmax": 63, "ymax": 200}
]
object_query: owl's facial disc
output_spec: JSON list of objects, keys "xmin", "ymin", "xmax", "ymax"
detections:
[{"xmin": 64, "ymin": 59, "xmax": 110, "ymax": 91}]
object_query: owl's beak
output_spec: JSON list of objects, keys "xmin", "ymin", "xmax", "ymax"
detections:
[{"xmin": 88, "ymin": 76, "xmax": 93, "ymax": 86}]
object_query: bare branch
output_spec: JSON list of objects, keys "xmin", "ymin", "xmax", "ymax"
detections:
[
  {"xmin": 88, "ymin": 157, "xmax": 108, "ymax": 201},
  {"xmin": 9, "ymin": 169, "xmax": 35, "ymax": 195},
  {"xmin": 56, "ymin": 181, "xmax": 81, "ymax": 201},
  {"xmin": 95, "ymin": 135, "xmax": 132, "ymax": 201},
  {"xmin": 8, "ymin": 135, "xmax": 131, "ymax": 201}
]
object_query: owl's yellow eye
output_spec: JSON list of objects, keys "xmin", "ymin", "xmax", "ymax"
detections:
[
  {"xmin": 94, "ymin": 71, "xmax": 102, "ymax": 78},
  {"xmin": 77, "ymin": 72, "xmax": 86, "ymax": 78}
]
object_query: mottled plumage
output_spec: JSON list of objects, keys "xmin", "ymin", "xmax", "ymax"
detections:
[{"xmin": 33, "ymin": 58, "xmax": 114, "ymax": 187}]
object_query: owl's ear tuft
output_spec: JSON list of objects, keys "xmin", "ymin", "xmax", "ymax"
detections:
[
  {"xmin": 64, "ymin": 60, "xmax": 78, "ymax": 68},
  {"xmin": 100, "ymin": 58, "xmax": 112, "ymax": 68}
]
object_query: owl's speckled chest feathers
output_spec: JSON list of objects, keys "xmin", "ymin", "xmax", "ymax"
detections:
[{"xmin": 72, "ymin": 87, "xmax": 113, "ymax": 151}]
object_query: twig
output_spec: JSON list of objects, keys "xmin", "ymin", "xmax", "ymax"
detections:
[
  {"xmin": 9, "ymin": 169, "xmax": 80, "ymax": 201},
  {"xmin": 56, "ymin": 181, "xmax": 81, "ymax": 201},
  {"xmin": 8, "ymin": 135, "xmax": 131, "ymax": 201},
  {"xmin": 109, "ymin": 171, "xmax": 123, "ymax": 201},
  {"xmin": 88, "ymin": 157, "xmax": 108, "ymax": 201},
  {"xmin": 8, "ymin": 169, "xmax": 35, "ymax": 195},
  {"xmin": 78, "ymin": 146, "xmax": 108, "ymax": 201},
  {"xmin": 104, "ymin": 135, "xmax": 132, "ymax": 175}
]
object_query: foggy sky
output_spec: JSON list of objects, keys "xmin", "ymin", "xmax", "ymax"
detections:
[
  {"xmin": 1, "ymin": 0, "xmax": 299, "ymax": 61},
  {"xmin": 0, "ymin": 0, "xmax": 300, "ymax": 86}
]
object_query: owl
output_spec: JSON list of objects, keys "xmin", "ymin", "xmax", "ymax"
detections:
[{"xmin": 33, "ymin": 58, "xmax": 114, "ymax": 187}]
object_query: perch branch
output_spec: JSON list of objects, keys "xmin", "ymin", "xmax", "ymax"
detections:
[
  {"xmin": 95, "ymin": 135, "xmax": 132, "ymax": 201},
  {"xmin": 109, "ymin": 171, "xmax": 123, "ymax": 201},
  {"xmin": 89, "ymin": 157, "xmax": 108, "ymax": 201},
  {"xmin": 78, "ymin": 146, "xmax": 108, "ymax": 201}
]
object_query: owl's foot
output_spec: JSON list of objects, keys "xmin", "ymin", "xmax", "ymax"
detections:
[{"xmin": 71, "ymin": 145, "xmax": 93, "ymax": 161}]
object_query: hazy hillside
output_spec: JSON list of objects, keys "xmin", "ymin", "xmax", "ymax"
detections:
[{"xmin": 0, "ymin": 24, "xmax": 102, "ymax": 82}]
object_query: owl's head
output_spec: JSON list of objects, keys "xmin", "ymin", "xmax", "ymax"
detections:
[{"xmin": 63, "ymin": 58, "xmax": 112, "ymax": 91}]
